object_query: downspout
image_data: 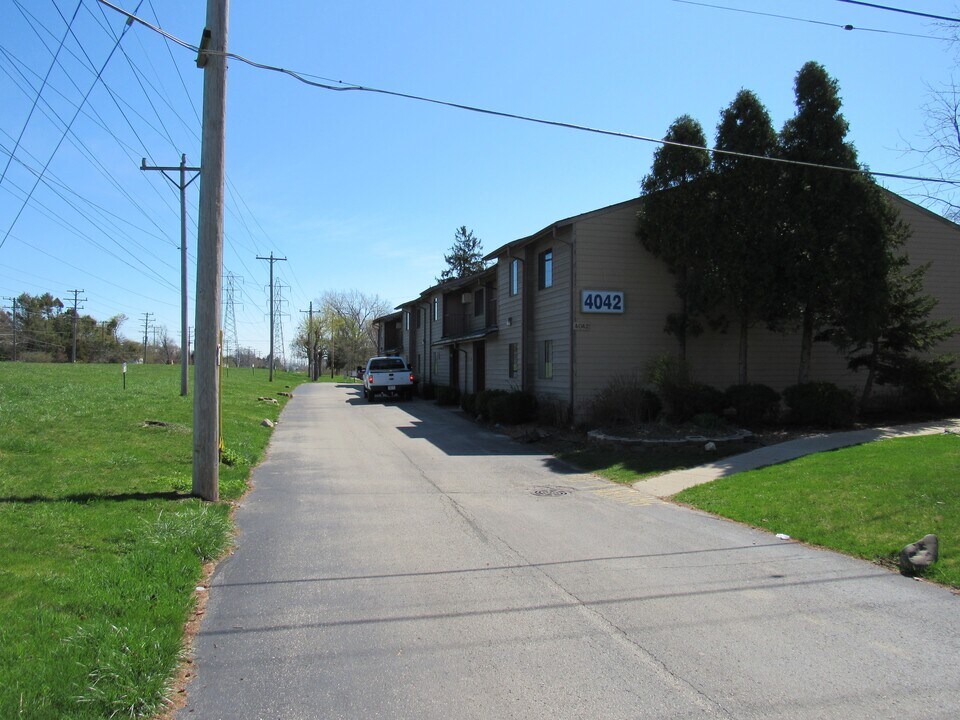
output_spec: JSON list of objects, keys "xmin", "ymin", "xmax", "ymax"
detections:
[
  {"xmin": 560, "ymin": 225, "xmax": 576, "ymax": 423},
  {"xmin": 419, "ymin": 303, "xmax": 427, "ymax": 385},
  {"xmin": 509, "ymin": 251, "xmax": 527, "ymax": 393}
]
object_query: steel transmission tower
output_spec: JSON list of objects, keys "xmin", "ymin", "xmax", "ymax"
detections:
[
  {"xmin": 256, "ymin": 252, "xmax": 287, "ymax": 381},
  {"xmin": 273, "ymin": 277, "xmax": 289, "ymax": 371},
  {"xmin": 223, "ymin": 271, "xmax": 242, "ymax": 366}
]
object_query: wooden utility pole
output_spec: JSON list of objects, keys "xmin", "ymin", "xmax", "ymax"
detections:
[
  {"xmin": 67, "ymin": 289, "xmax": 86, "ymax": 362},
  {"xmin": 141, "ymin": 311, "xmax": 153, "ymax": 364},
  {"xmin": 5, "ymin": 297, "xmax": 18, "ymax": 361},
  {"xmin": 193, "ymin": 0, "xmax": 229, "ymax": 502},
  {"xmin": 257, "ymin": 252, "xmax": 287, "ymax": 382},
  {"xmin": 141, "ymin": 154, "xmax": 200, "ymax": 396}
]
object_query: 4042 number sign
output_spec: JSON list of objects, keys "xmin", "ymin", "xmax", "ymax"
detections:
[{"xmin": 580, "ymin": 290, "xmax": 624, "ymax": 314}]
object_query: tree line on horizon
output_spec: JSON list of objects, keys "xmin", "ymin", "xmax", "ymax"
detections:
[{"xmin": 0, "ymin": 292, "xmax": 273, "ymax": 367}]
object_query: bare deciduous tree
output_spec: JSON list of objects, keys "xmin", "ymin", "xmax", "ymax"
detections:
[{"xmin": 318, "ymin": 290, "xmax": 391, "ymax": 373}]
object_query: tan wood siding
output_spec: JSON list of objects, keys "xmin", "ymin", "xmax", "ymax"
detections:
[
  {"xmin": 528, "ymin": 234, "xmax": 572, "ymax": 401},
  {"xmin": 486, "ymin": 257, "xmax": 524, "ymax": 391},
  {"xmin": 571, "ymin": 201, "xmax": 678, "ymax": 411},
  {"xmin": 887, "ymin": 195, "xmax": 960, "ymax": 357},
  {"xmin": 568, "ymin": 195, "xmax": 960, "ymax": 415}
]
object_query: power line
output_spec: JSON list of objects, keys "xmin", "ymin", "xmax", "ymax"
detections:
[
  {"xmin": 0, "ymin": 41, "xmax": 183, "ymax": 234},
  {"xmin": 0, "ymin": 1, "xmax": 82, "ymax": 186},
  {"xmin": 0, "ymin": 146, "xmax": 181, "ymax": 287},
  {"xmin": 148, "ymin": 0, "xmax": 201, "ymax": 125},
  {"xmin": 0, "ymin": 0, "xmax": 145, "ymax": 251},
  {"xmin": 673, "ymin": 0, "xmax": 942, "ymax": 40},
  {"xmin": 836, "ymin": 0, "xmax": 960, "ymax": 24},
  {"xmin": 0, "ymin": 251, "xmax": 176, "ymax": 308},
  {"xmin": 0, "ymin": 127, "xmax": 171, "ymax": 247},
  {"xmin": 95, "ymin": 0, "xmax": 960, "ymax": 187}
]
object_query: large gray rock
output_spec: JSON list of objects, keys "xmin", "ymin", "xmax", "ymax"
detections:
[{"xmin": 899, "ymin": 534, "xmax": 939, "ymax": 574}]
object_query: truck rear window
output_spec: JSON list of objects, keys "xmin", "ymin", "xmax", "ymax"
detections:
[{"xmin": 370, "ymin": 358, "xmax": 406, "ymax": 371}]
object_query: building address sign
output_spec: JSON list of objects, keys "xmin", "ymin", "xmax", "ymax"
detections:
[{"xmin": 580, "ymin": 290, "xmax": 624, "ymax": 314}]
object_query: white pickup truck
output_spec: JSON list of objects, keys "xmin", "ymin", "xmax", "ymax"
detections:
[{"xmin": 363, "ymin": 356, "xmax": 415, "ymax": 402}]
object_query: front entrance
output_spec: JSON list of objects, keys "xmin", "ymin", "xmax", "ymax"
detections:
[
  {"xmin": 449, "ymin": 346, "xmax": 459, "ymax": 393},
  {"xmin": 473, "ymin": 341, "xmax": 485, "ymax": 393}
]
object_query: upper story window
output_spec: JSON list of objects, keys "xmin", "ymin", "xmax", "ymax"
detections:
[
  {"xmin": 474, "ymin": 288, "xmax": 484, "ymax": 317},
  {"xmin": 404, "ymin": 311, "xmax": 410, "ymax": 330},
  {"xmin": 417, "ymin": 308, "xmax": 422, "ymax": 329},
  {"xmin": 538, "ymin": 249, "xmax": 553, "ymax": 289},
  {"xmin": 433, "ymin": 297, "xmax": 440, "ymax": 321},
  {"xmin": 510, "ymin": 258, "xmax": 520, "ymax": 295}
]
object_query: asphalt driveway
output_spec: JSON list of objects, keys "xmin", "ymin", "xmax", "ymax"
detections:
[{"xmin": 177, "ymin": 382, "xmax": 959, "ymax": 719}]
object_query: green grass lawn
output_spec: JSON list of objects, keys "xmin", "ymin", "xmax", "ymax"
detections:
[
  {"xmin": 0, "ymin": 363, "xmax": 307, "ymax": 719},
  {"xmin": 675, "ymin": 434, "xmax": 960, "ymax": 588}
]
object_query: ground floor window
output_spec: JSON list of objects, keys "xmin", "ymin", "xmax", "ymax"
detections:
[
  {"xmin": 508, "ymin": 343, "xmax": 518, "ymax": 378},
  {"xmin": 432, "ymin": 351, "xmax": 440, "ymax": 376},
  {"xmin": 539, "ymin": 339, "xmax": 553, "ymax": 380}
]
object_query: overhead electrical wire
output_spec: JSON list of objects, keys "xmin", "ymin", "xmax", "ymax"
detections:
[
  {"xmin": 0, "ymin": 173, "xmax": 180, "ymax": 291},
  {"xmin": 0, "ymin": 0, "xmax": 146, "ymax": 252},
  {"xmin": 139, "ymin": 0, "xmax": 303, "ymax": 328},
  {"xmin": 836, "ymin": 0, "xmax": 960, "ymax": 24},
  {"xmin": 0, "ymin": 261, "xmax": 174, "ymax": 309},
  {"xmin": 0, "ymin": 128, "xmax": 170, "ymax": 246},
  {"xmin": 673, "ymin": 0, "xmax": 942, "ymax": 40},
  {"xmin": 96, "ymin": 0, "xmax": 960, "ymax": 187},
  {"xmin": 0, "ymin": 44, "xmax": 179, "ymax": 243},
  {"xmin": 148, "ymin": 0, "xmax": 201, "ymax": 126},
  {"xmin": 47, "ymin": 0, "xmax": 168, "ymax": 172},
  {"xmin": 87, "ymin": 2, "xmax": 182, "ymax": 154},
  {"xmin": 0, "ymin": 2, "xmax": 82, "ymax": 187}
]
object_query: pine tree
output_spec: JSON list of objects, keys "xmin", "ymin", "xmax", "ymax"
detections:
[
  {"xmin": 637, "ymin": 115, "xmax": 713, "ymax": 365},
  {"xmin": 712, "ymin": 89, "xmax": 780, "ymax": 385},
  {"xmin": 845, "ymin": 258, "xmax": 957, "ymax": 408},
  {"xmin": 779, "ymin": 61, "xmax": 869, "ymax": 384},
  {"xmin": 438, "ymin": 226, "xmax": 485, "ymax": 282}
]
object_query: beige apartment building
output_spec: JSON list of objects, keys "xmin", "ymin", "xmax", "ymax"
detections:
[{"xmin": 377, "ymin": 190, "xmax": 960, "ymax": 419}]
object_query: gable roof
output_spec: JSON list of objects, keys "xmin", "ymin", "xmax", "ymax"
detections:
[
  {"xmin": 880, "ymin": 187, "xmax": 960, "ymax": 234},
  {"xmin": 484, "ymin": 196, "xmax": 644, "ymax": 261},
  {"xmin": 394, "ymin": 265, "xmax": 496, "ymax": 310}
]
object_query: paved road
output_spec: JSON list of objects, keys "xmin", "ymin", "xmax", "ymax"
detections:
[{"xmin": 179, "ymin": 383, "xmax": 959, "ymax": 719}]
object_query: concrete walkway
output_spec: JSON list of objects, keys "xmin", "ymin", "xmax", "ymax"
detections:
[{"xmin": 639, "ymin": 418, "xmax": 960, "ymax": 498}]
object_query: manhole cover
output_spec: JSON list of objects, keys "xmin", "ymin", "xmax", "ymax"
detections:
[{"xmin": 531, "ymin": 486, "xmax": 573, "ymax": 497}]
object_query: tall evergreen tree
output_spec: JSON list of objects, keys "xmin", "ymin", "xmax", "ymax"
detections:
[
  {"xmin": 829, "ymin": 206, "xmax": 958, "ymax": 408},
  {"xmin": 437, "ymin": 226, "xmax": 485, "ymax": 282},
  {"xmin": 712, "ymin": 89, "xmax": 780, "ymax": 384},
  {"xmin": 637, "ymin": 115, "xmax": 713, "ymax": 364},
  {"xmin": 779, "ymin": 61, "xmax": 870, "ymax": 384}
]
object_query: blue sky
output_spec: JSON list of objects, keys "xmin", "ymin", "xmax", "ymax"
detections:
[{"xmin": 0, "ymin": 0, "xmax": 957, "ymax": 358}]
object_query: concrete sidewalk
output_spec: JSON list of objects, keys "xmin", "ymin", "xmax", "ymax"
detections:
[{"xmin": 639, "ymin": 418, "xmax": 960, "ymax": 498}]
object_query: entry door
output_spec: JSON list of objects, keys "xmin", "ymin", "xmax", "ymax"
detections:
[
  {"xmin": 473, "ymin": 341, "xmax": 485, "ymax": 393},
  {"xmin": 449, "ymin": 347, "xmax": 459, "ymax": 393}
]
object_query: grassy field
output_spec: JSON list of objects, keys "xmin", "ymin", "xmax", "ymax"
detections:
[
  {"xmin": 0, "ymin": 363, "xmax": 307, "ymax": 719},
  {"xmin": 675, "ymin": 434, "xmax": 959, "ymax": 588}
]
